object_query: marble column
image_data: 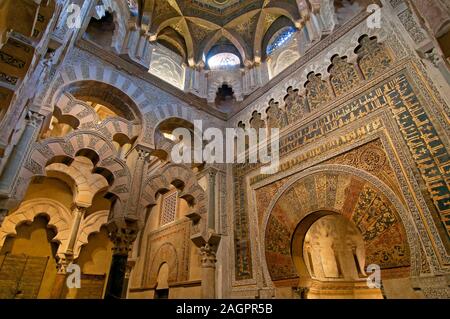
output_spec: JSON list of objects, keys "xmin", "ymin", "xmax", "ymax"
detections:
[
  {"xmin": 0, "ymin": 111, "xmax": 43, "ymax": 198},
  {"xmin": 66, "ymin": 206, "xmax": 86, "ymax": 256},
  {"xmin": 200, "ymin": 244, "xmax": 217, "ymax": 299},
  {"xmin": 51, "ymin": 205, "xmax": 85, "ymax": 298},
  {"xmin": 104, "ymin": 226, "xmax": 138, "ymax": 299},
  {"xmin": 121, "ymin": 259, "xmax": 136, "ymax": 298},
  {"xmin": 50, "ymin": 257, "xmax": 70, "ymax": 299}
]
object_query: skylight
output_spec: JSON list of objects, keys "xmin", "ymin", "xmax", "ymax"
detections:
[{"xmin": 208, "ymin": 53, "xmax": 241, "ymax": 70}]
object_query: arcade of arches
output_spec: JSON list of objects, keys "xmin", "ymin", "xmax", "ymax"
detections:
[{"xmin": 0, "ymin": 0, "xmax": 449, "ymax": 299}]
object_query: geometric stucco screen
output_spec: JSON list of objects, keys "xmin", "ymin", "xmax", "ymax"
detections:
[{"xmin": 160, "ymin": 191, "xmax": 178, "ymax": 226}]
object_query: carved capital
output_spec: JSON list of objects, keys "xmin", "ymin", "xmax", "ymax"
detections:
[
  {"xmin": 26, "ymin": 111, "xmax": 44, "ymax": 128},
  {"xmin": 108, "ymin": 218, "xmax": 140, "ymax": 256},
  {"xmin": 56, "ymin": 255, "xmax": 71, "ymax": 274},
  {"xmin": 208, "ymin": 169, "xmax": 217, "ymax": 178},
  {"xmin": 200, "ymin": 244, "xmax": 217, "ymax": 268},
  {"xmin": 425, "ymin": 48, "xmax": 445, "ymax": 67},
  {"xmin": 136, "ymin": 149, "xmax": 150, "ymax": 161}
]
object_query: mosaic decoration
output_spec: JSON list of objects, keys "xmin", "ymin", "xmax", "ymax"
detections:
[
  {"xmin": 264, "ymin": 172, "xmax": 410, "ymax": 281},
  {"xmin": 352, "ymin": 185, "xmax": 409, "ymax": 268},
  {"xmin": 329, "ymin": 55, "xmax": 361, "ymax": 96},
  {"xmin": 305, "ymin": 73, "xmax": 334, "ymax": 112},
  {"xmin": 325, "ymin": 139, "xmax": 404, "ymax": 201},
  {"xmin": 284, "ymin": 87, "xmax": 309, "ymax": 125},
  {"xmin": 233, "ymin": 69, "xmax": 450, "ymax": 281},
  {"xmin": 266, "ymin": 99, "xmax": 287, "ymax": 129},
  {"xmin": 356, "ymin": 35, "xmax": 392, "ymax": 80}
]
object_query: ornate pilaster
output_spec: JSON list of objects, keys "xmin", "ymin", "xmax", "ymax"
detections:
[
  {"xmin": 207, "ymin": 168, "xmax": 217, "ymax": 231},
  {"xmin": 200, "ymin": 243, "xmax": 217, "ymax": 299},
  {"xmin": 126, "ymin": 146, "xmax": 151, "ymax": 220}
]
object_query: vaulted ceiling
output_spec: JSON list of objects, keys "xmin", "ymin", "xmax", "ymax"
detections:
[{"xmin": 138, "ymin": 0, "xmax": 305, "ymax": 65}]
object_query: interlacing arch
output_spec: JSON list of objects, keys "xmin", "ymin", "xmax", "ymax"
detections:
[
  {"xmin": 0, "ymin": 199, "xmax": 110, "ymax": 259},
  {"xmin": 37, "ymin": 63, "xmax": 213, "ymax": 147},
  {"xmin": 52, "ymin": 92, "xmax": 141, "ymax": 139},
  {"xmin": 0, "ymin": 199, "xmax": 72, "ymax": 256},
  {"xmin": 15, "ymin": 130, "xmax": 132, "ymax": 208}
]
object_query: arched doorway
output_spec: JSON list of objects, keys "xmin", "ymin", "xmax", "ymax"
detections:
[
  {"xmin": 154, "ymin": 263, "xmax": 170, "ymax": 299},
  {"xmin": 263, "ymin": 169, "xmax": 416, "ymax": 299},
  {"xmin": 294, "ymin": 213, "xmax": 382, "ymax": 299}
]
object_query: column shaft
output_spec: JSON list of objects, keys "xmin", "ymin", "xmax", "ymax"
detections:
[
  {"xmin": 0, "ymin": 112, "xmax": 42, "ymax": 194},
  {"xmin": 105, "ymin": 254, "xmax": 128, "ymax": 299}
]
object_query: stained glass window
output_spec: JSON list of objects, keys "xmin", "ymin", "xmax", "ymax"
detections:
[
  {"xmin": 208, "ymin": 53, "xmax": 241, "ymax": 70},
  {"xmin": 266, "ymin": 26, "xmax": 296, "ymax": 56}
]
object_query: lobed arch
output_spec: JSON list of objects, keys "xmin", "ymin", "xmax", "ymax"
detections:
[
  {"xmin": 83, "ymin": 0, "xmax": 132, "ymax": 53},
  {"xmin": 37, "ymin": 63, "xmax": 209, "ymax": 147},
  {"xmin": 260, "ymin": 165, "xmax": 421, "ymax": 286},
  {"xmin": 14, "ymin": 131, "xmax": 132, "ymax": 211},
  {"xmin": 0, "ymin": 200, "xmax": 111, "ymax": 260},
  {"xmin": 0, "ymin": 198, "xmax": 72, "ymax": 256},
  {"xmin": 52, "ymin": 92, "xmax": 141, "ymax": 140},
  {"xmin": 38, "ymin": 70, "xmax": 147, "ymax": 141},
  {"xmin": 62, "ymin": 80, "xmax": 141, "ymax": 122},
  {"xmin": 146, "ymin": 243, "xmax": 179, "ymax": 288},
  {"xmin": 73, "ymin": 210, "xmax": 110, "ymax": 259},
  {"xmin": 207, "ymin": 75, "xmax": 243, "ymax": 103},
  {"xmin": 45, "ymin": 159, "xmax": 110, "ymax": 208},
  {"xmin": 234, "ymin": 32, "xmax": 391, "ymax": 128},
  {"xmin": 152, "ymin": 117, "xmax": 196, "ymax": 161}
]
